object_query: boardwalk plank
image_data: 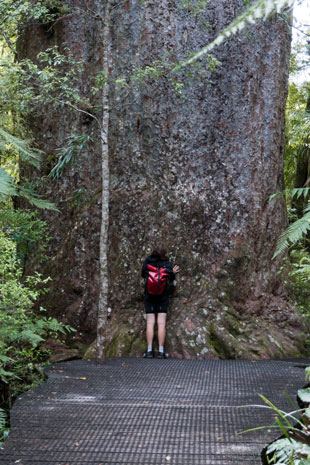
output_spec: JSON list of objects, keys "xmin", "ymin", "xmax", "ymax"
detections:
[{"xmin": 0, "ymin": 358, "xmax": 308, "ymax": 465}]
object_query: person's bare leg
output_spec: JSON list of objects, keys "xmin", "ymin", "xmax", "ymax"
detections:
[
  {"xmin": 157, "ymin": 313, "xmax": 167, "ymax": 349},
  {"xmin": 146, "ymin": 313, "xmax": 156, "ymax": 348}
]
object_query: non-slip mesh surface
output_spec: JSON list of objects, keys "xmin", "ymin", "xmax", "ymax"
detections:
[{"xmin": 0, "ymin": 358, "xmax": 308, "ymax": 465}]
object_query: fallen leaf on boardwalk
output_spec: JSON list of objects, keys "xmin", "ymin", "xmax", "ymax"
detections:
[
  {"xmin": 143, "ymin": 401, "xmax": 149, "ymax": 404},
  {"xmin": 52, "ymin": 392, "xmax": 57, "ymax": 395},
  {"xmin": 82, "ymin": 453, "xmax": 86, "ymax": 456},
  {"xmin": 57, "ymin": 370, "xmax": 64, "ymax": 373},
  {"xmin": 75, "ymin": 442, "xmax": 79, "ymax": 446},
  {"xmin": 77, "ymin": 377, "xmax": 87, "ymax": 380},
  {"xmin": 217, "ymin": 437, "xmax": 223, "ymax": 440}
]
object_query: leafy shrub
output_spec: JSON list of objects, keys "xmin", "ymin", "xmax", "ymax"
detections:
[
  {"xmin": 0, "ymin": 408, "xmax": 8, "ymax": 447},
  {"xmin": 286, "ymin": 248, "xmax": 310, "ymax": 322},
  {"xmin": 244, "ymin": 369, "xmax": 310, "ymax": 465},
  {"xmin": 0, "ymin": 211, "xmax": 74, "ymax": 426},
  {"xmin": 0, "ymin": 209, "xmax": 50, "ymax": 264}
]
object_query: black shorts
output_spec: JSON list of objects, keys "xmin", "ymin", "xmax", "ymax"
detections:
[{"xmin": 144, "ymin": 294, "xmax": 169, "ymax": 314}]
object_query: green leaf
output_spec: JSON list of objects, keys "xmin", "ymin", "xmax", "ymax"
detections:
[
  {"xmin": 266, "ymin": 437, "xmax": 297, "ymax": 464},
  {"xmin": 298, "ymin": 388, "xmax": 310, "ymax": 405},
  {"xmin": 0, "ymin": 128, "xmax": 42, "ymax": 168},
  {"xmin": 17, "ymin": 185, "xmax": 59, "ymax": 211},
  {"xmin": 0, "ymin": 168, "xmax": 17, "ymax": 196},
  {"xmin": 273, "ymin": 209, "xmax": 310, "ymax": 259},
  {"xmin": 19, "ymin": 329, "xmax": 44, "ymax": 348}
]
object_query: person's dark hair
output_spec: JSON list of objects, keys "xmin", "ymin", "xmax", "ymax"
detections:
[{"xmin": 151, "ymin": 246, "xmax": 168, "ymax": 261}]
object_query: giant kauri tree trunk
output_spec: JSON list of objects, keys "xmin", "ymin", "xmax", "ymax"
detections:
[{"xmin": 18, "ymin": 0, "xmax": 307, "ymax": 359}]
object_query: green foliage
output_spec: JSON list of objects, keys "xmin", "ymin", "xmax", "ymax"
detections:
[
  {"xmin": 267, "ymin": 438, "xmax": 310, "ymax": 464},
  {"xmin": 0, "ymin": 128, "xmax": 41, "ymax": 168},
  {"xmin": 111, "ymin": 52, "xmax": 220, "ymax": 100},
  {"xmin": 0, "ymin": 208, "xmax": 50, "ymax": 264},
  {"xmin": 272, "ymin": 82, "xmax": 310, "ymax": 258},
  {"xmin": 280, "ymin": 248, "xmax": 310, "ymax": 322},
  {"xmin": 0, "ymin": 46, "xmax": 86, "ymax": 116},
  {"xmin": 242, "ymin": 381, "xmax": 310, "ymax": 465},
  {"xmin": 49, "ymin": 134, "xmax": 93, "ymax": 179},
  {"xmin": 284, "ymin": 82, "xmax": 310, "ymax": 190},
  {"xmin": 0, "ymin": 1, "xmax": 86, "ymax": 208},
  {"xmin": 0, "ymin": 0, "xmax": 68, "ymax": 41},
  {"xmin": 298, "ymin": 388, "xmax": 310, "ymax": 404},
  {"xmin": 0, "ymin": 127, "xmax": 58, "ymax": 209},
  {"xmin": 0, "ymin": 213, "xmax": 75, "ymax": 422},
  {"xmin": 0, "ymin": 407, "xmax": 8, "ymax": 446},
  {"xmin": 273, "ymin": 203, "xmax": 310, "ymax": 258}
]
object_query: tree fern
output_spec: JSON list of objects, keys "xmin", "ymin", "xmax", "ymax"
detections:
[
  {"xmin": 270, "ymin": 187, "xmax": 310, "ymax": 202},
  {"xmin": 177, "ymin": 0, "xmax": 294, "ymax": 69},
  {"xmin": 0, "ymin": 409, "xmax": 5, "ymax": 429},
  {"xmin": 0, "ymin": 128, "xmax": 57, "ymax": 209},
  {"xmin": 0, "ymin": 408, "xmax": 6, "ymax": 445},
  {"xmin": 273, "ymin": 204, "xmax": 310, "ymax": 258},
  {"xmin": 17, "ymin": 185, "xmax": 59, "ymax": 211},
  {"xmin": 0, "ymin": 128, "xmax": 41, "ymax": 169},
  {"xmin": 0, "ymin": 167, "xmax": 17, "ymax": 196}
]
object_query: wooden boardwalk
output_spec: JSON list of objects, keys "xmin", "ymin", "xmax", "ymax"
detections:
[{"xmin": 0, "ymin": 358, "xmax": 307, "ymax": 465}]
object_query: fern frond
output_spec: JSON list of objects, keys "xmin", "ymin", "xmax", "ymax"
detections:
[
  {"xmin": 273, "ymin": 210, "xmax": 310, "ymax": 259},
  {"xmin": 17, "ymin": 185, "xmax": 59, "ymax": 211},
  {"xmin": 291, "ymin": 264, "xmax": 310, "ymax": 280},
  {"xmin": 292, "ymin": 187, "xmax": 310, "ymax": 199},
  {"xmin": 0, "ymin": 169, "xmax": 58, "ymax": 210},
  {"xmin": 49, "ymin": 133, "xmax": 92, "ymax": 179},
  {"xmin": 19, "ymin": 329, "xmax": 44, "ymax": 348},
  {"xmin": 0, "ymin": 128, "xmax": 42, "ymax": 168},
  {"xmin": 270, "ymin": 188, "xmax": 310, "ymax": 201},
  {"xmin": 177, "ymin": 0, "xmax": 294, "ymax": 69},
  {"xmin": 0, "ymin": 408, "xmax": 6, "ymax": 430},
  {"xmin": 0, "ymin": 167, "xmax": 17, "ymax": 196}
]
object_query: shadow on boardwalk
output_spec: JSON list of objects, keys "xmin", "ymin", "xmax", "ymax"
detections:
[{"xmin": 0, "ymin": 358, "xmax": 308, "ymax": 465}]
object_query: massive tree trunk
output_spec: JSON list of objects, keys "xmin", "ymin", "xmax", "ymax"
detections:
[{"xmin": 19, "ymin": 0, "xmax": 307, "ymax": 359}]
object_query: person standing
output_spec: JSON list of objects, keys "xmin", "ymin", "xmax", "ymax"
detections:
[{"xmin": 141, "ymin": 246, "xmax": 180, "ymax": 359}]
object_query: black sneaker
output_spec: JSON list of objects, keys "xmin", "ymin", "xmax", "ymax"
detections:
[
  {"xmin": 143, "ymin": 350, "xmax": 154, "ymax": 358},
  {"xmin": 157, "ymin": 351, "xmax": 168, "ymax": 359}
]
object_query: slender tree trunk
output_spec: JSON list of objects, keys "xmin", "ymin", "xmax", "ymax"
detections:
[{"xmin": 97, "ymin": 0, "xmax": 112, "ymax": 362}]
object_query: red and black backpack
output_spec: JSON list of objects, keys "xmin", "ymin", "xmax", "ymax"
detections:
[{"xmin": 146, "ymin": 264, "xmax": 169, "ymax": 295}]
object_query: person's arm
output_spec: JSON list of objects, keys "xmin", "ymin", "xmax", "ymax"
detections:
[
  {"xmin": 173, "ymin": 265, "xmax": 180, "ymax": 275},
  {"xmin": 166, "ymin": 262, "xmax": 179, "ymax": 281},
  {"xmin": 141, "ymin": 258, "xmax": 149, "ymax": 278}
]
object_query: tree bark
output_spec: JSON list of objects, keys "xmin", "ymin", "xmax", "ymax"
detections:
[
  {"xmin": 97, "ymin": 0, "xmax": 112, "ymax": 361},
  {"xmin": 18, "ymin": 0, "xmax": 307, "ymax": 359}
]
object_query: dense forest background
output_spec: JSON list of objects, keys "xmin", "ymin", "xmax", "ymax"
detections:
[{"xmin": 0, "ymin": 0, "xmax": 310, "ymax": 441}]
